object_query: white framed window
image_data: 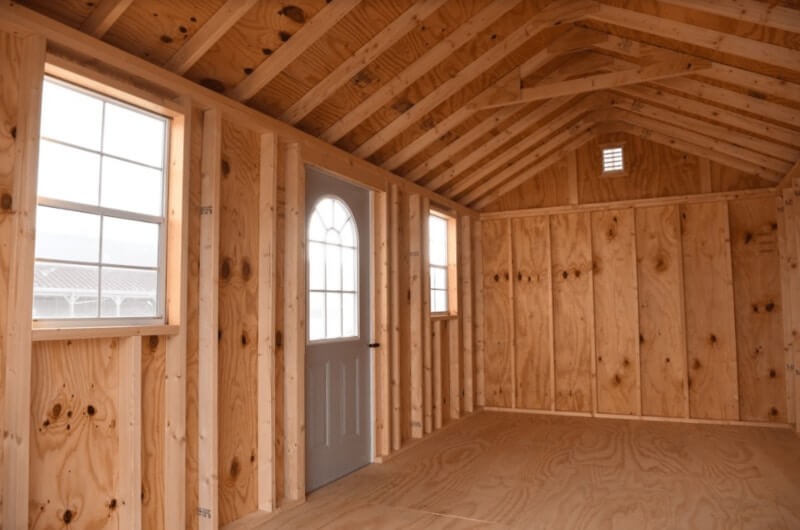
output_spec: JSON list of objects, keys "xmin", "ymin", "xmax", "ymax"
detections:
[
  {"xmin": 429, "ymin": 212, "xmax": 449, "ymax": 314},
  {"xmin": 33, "ymin": 77, "xmax": 170, "ymax": 324},
  {"xmin": 601, "ymin": 145, "xmax": 625, "ymax": 173},
  {"xmin": 308, "ymin": 197, "xmax": 359, "ymax": 342}
]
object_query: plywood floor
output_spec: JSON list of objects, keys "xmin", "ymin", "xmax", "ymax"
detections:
[{"xmin": 258, "ymin": 411, "xmax": 800, "ymax": 529}]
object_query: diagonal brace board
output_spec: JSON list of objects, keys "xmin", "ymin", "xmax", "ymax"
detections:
[{"xmin": 477, "ymin": 59, "xmax": 711, "ymax": 110}]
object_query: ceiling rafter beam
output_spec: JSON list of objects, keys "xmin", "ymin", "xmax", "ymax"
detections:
[
  {"xmin": 609, "ymin": 94, "xmax": 800, "ymax": 163},
  {"xmin": 461, "ymin": 118, "xmax": 598, "ymax": 205},
  {"xmin": 406, "ymin": 51, "xmax": 615, "ymax": 182},
  {"xmin": 447, "ymin": 98, "xmax": 604, "ymax": 199},
  {"xmin": 408, "ymin": 53, "xmax": 612, "ymax": 183},
  {"xmin": 608, "ymin": 109, "xmax": 790, "ymax": 174},
  {"xmin": 590, "ymin": 32, "xmax": 800, "ymax": 103},
  {"xmin": 351, "ymin": 0, "xmax": 598, "ymax": 159},
  {"xmin": 476, "ymin": 58, "xmax": 710, "ymax": 110},
  {"xmin": 227, "ymin": 0, "xmax": 362, "ymax": 102},
  {"xmin": 381, "ymin": 18, "xmax": 609, "ymax": 173},
  {"xmin": 654, "ymin": 76, "xmax": 800, "ymax": 129},
  {"xmin": 79, "ymin": 0, "xmax": 134, "ymax": 38},
  {"xmin": 472, "ymin": 131, "xmax": 597, "ymax": 209},
  {"xmin": 280, "ymin": 0, "xmax": 449, "ymax": 125},
  {"xmin": 425, "ymin": 96, "xmax": 573, "ymax": 192},
  {"xmin": 379, "ymin": 69, "xmax": 523, "ymax": 174},
  {"xmin": 319, "ymin": 0, "xmax": 521, "ymax": 144},
  {"xmin": 616, "ymin": 84, "xmax": 800, "ymax": 147},
  {"xmin": 586, "ymin": 3, "xmax": 800, "ymax": 73},
  {"xmin": 163, "ymin": 0, "xmax": 260, "ymax": 75},
  {"xmin": 382, "ymin": 35, "xmax": 571, "ymax": 174},
  {"xmin": 405, "ymin": 102, "xmax": 520, "ymax": 182},
  {"xmin": 657, "ymin": 0, "xmax": 800, "ymax": 34},
  {"xmin": 597, "ymin": 112, "xmax": 783, "ymax": 181}
]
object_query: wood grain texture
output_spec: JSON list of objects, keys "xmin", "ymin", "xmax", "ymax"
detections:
[
  {"xmin": 681, "ymin": 201, "xmax": 739, "ymax": 420},
  {"xmin": 0, "ymin": 29, "xmax": 23, "ymax": 521},
  {"xmin": 29, "ymin": 339, "xmax": 119, "ymax": 529},
  {"xmin": 184, "ymin": 104, "xmax": 204, "ymax": 530},
  {"xmin": 218, "ymin": 120, "xmax": 260, "ymax": 524},
  {"xmin": 550, "ymin": 213, "xmax": 594, "ymax": 413},
  {"xmin": 592, "ymin": 208, "xmax": 640, "ymax": 416},
  {"xmin": 729, "ymin": 197, "xmax": 786, "ymax": 422},
  {"xmin": 635, "ymin": 205, "xmax": 688, "ymax": 418},
  {"xmin": 481, "ymin": 219, "xmax": 513, "ymax": 408},
  {"xmin": 254, "ymin": 410, "xmax": 800, "ymax": 529},
  {"xmin": 142, "ymin": 335, "xmax": 166, "ymax": 529},
  {"xmin": 512, "ymin": 216, "xmax": 553, "ymax": 410}
]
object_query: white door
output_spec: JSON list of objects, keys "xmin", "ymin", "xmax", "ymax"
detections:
[{"xmin": 305, "ymin": 166, "xmax": 371, "ymax": 492}]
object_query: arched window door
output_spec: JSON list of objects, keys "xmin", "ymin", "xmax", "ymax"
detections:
[{"xmin": 307, "ymin": 196, "xmax": 358, "ymax": 341}]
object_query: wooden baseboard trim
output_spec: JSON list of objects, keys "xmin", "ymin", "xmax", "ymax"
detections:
[
  {"xmin": 483, "ymin": 406, "xmax": 791, "ymax": 429},
  {"xmin": 220, "ymin": 498, "xmax": 306, "ymax": 530}
]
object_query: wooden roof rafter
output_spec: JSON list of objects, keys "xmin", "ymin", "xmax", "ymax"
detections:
[
  {"xmin": 351, "ymin": 0, "xmax": 599, "ymax": 160},
  {"xmin": 227, "ymin": 0, "xmax": 362, "ymax": 102},
  {"xmin": 9, "ymin": 0, "xmax": 800, "ymax": 208},
  {"xmin": 318, "ymin": 0, "xmax": 522, "ymax": 144},
  {"xmin": 472, "ymin": 130, "xmax": 599, "ymax": 209},
  {"xmin": 381, "ymin": 24, "xmax": 606, "ymax": 174},
  {"xmin": 596, "ymin": 118, "xmax": 782, "ymax": 181},
  {"xmin": 163, "ymin": 0, "xmax": 260, "ymax": 75},
  {"xmin": 79, "ymin": 0, "xmax": 134, "ymax": 38},
  {"xmin": 279, "ymin": 0, "xmax": 450, "ymax": 125},
  {"xmin": 467, "ymin": 119, "xmax": 601, "ymax": 207},
  {"xmin": 447, "ymin": 97, "xmax": 605, "ymax": 199}
]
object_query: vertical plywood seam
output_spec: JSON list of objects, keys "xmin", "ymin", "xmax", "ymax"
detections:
[
  {"xmin": 676, "ymin": 206, "xmax": 691, "ymax": 419},
  {"xmin": 547, "ymin": 217, "xmax": 556, "ymax": 411},
  {"xmin": 507, "ymin": 218, "xmax": 516, "ymax": 410},
  {"xmin": 723, "ymin": 200, "xmax": 742, "ymax": 420},
  {"xmin": 631, "ymin": 209, "xmax": 643, "ymax": 416}
]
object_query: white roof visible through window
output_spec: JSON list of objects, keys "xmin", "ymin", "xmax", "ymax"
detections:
[{"xmin": 602, "ymin": 146, "xmax": 624, "ymax": 173}]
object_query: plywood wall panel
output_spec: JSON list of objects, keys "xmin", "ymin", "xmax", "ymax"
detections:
[
  {"xmin": 550, "ymin": 213, "xmax": 594, "ymax": 413},
  {"xmin": 681, "ymin": 201, "xmax": 739, "ymax": 420},
  {"xmin": 578, "ymin": 133, "xmax": 703, "ymax": 205},
  {"xmin": 512, "ymin": 216, "xmax": 553, "ymax": 410},
  {"xmin": 481, "ymin": 219, "xmax": 513, "ymax": 408},
  {"xmin": 483, "ymin": 161, "xmax": 570, "ymax": 212},
  {"xmin": 218, "ymin": 120, "xmax": 260, "ymax": 524},
  {"xmin": 29, "ymin": 339, "xmax": 119, "ymax": 529},
  {"xmin": 729, "ymin": 197, "xmax": 786, "ymax": 422},
  {"xmin": 592, "ymin": 209, "xmax": 640, "ymax": 415},
  {"xmin": 635, "ymin": 205, "xmax": 688, "ymax": 418}
]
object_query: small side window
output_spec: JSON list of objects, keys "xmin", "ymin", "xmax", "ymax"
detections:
[{"xmin": 429, "ymin": 212, "xmax": 453, "ymax": 314}]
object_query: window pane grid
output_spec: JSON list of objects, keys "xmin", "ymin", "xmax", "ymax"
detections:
[
  {"xmin": 33, "ymin": 77, "xmax": 169, "ymax": 322},
  {"xmin": 308, "ymin": 197, "xmax": 358, "ymax": 342},
  {"xmin": 429, "ymin": 212, "xmax": 450, "ymax": 314}
]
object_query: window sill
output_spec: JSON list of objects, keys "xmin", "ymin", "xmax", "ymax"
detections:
[
  {"xmin": 431, "ymin": 313, "xmax": 458, "ymax": 321},
  {"xmin": 31, "ymin": 324, "xmax": 179, "ymax": 342}
]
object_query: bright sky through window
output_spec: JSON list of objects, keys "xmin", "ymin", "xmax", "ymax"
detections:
[
  {"xmin": 33, "ymin": 77, "xmax": 169, "ymax": 322},
  {"xmin": 429, "ymin": 213, "xmax": 449, "ymax": 313}
]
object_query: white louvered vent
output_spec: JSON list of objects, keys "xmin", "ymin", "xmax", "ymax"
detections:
[{"xmin": 602, "ymin": 146, "xmax": 624, "ymax": 173}]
